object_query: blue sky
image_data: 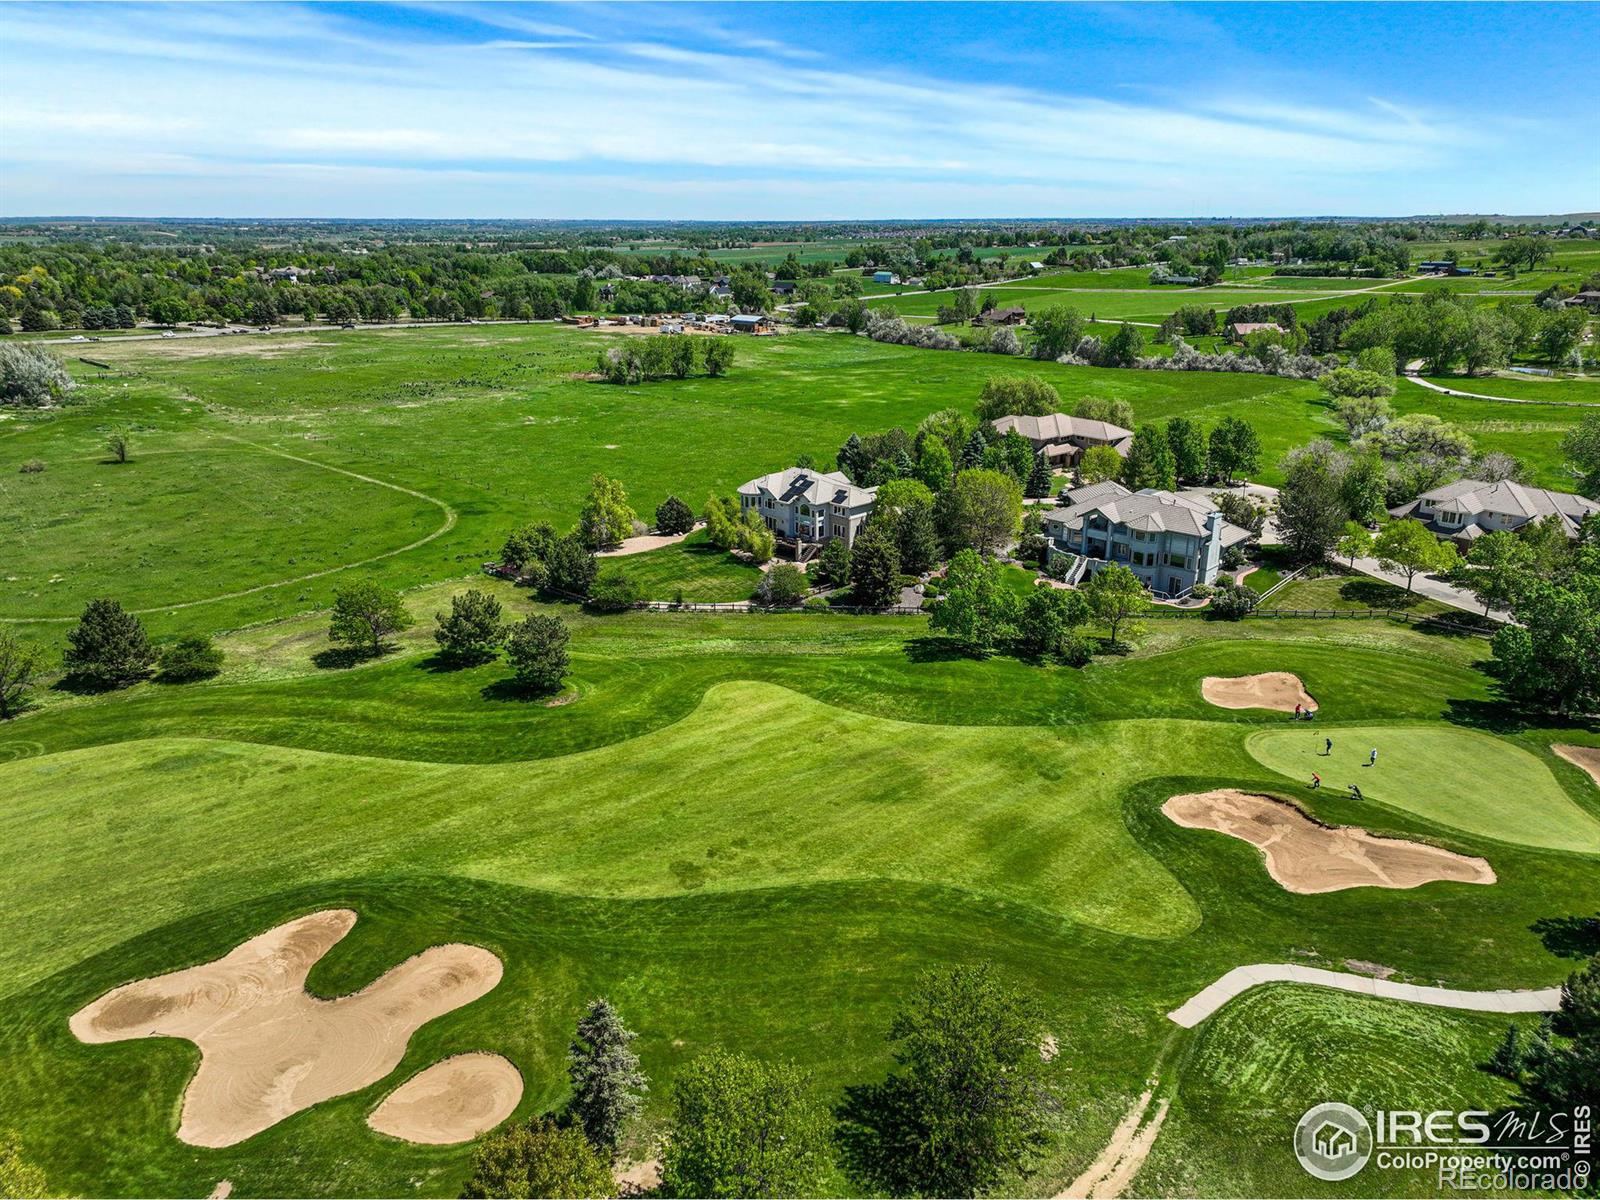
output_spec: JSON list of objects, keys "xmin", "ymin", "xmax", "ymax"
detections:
[{"xmin": 1, "ymin": 2, "xmax": 1595, "ymax": 219}]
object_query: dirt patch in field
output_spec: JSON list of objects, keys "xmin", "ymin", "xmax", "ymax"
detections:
[
  {"xmin": 1553, "ymin": 744, "xmax": 1600, "ymax": 787},
  {"xmin": 616, "ymin": 1158, "xmax": 662, "ymax": 1197},
  {"xmin": 1060, "ymin": 1088, "xmax": 1168, "ymax": 1199},
  {"xmin": 69, "ymin": 909, "xmax": 503, "ymax": 1148},
  {"xmin": 368, "ymin": 1053, "xmax": 523, "ymax": 1144},
  {"xmin": 1201, "ymin": 672, "xmax": 1315, "ymax": 713},
  {"xmin": 1163, "ymin": 790, "xmax": 1494, "ymax": 894}
]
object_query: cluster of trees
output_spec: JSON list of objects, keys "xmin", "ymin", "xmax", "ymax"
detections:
[
  {"xmin": 1345, "ymin": 291, "xmax": 1590, "ymax": 373},
  {"xmin": 594, "ymin": 335, "xmax": 734, "ymax": 385},
  {"xmin": 1118, "ymin": 416, "xmax": 1261, "ymax": 490},
  {"xmin": 703, "ymin": 494, "xmax": 776, "ymax": 564},
  {"xmin": 463, "ymin": 964, "xmax": 1066, "ymax": 1200},
  {"xmin": 0, "ymin": 599, "xmax": 226, "ymax": 718},
  {"xmin": 1487, "ymin": 518, "xmax": 1600, "ymax": 715},
  {"xmin": 930, "ymin": 553, "xmax": 1150, "ymax": 660},
  {"xmin": 1484, "ymin": 952, "xmax": 1600, "ymax": 1121}
]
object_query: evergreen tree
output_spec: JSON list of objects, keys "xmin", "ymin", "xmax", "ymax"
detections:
[
  {"xmin": 568, "ymin": 998, "xmax": 648, "ymax": 1160},
  {"xmin": 1120, "ymin": 424, "xmax": 1176, "ymax": 491},
  {"xmin": 63, "ymin": 597, "xmax": 158, "ymax": 685},
  {"xmin": 1024, "ymin": 450, "xmax": 1054, "ymax": 499},
  {"xmin": 959, "ymin": 427, "xmax": 987, "ymax": 470},
  {"xmin": 817, "ymin": 537, "xmax": 852, "ymax": 589},
  {"xmin": 655, "ymin": 494, "xmax": 695, "ymax": 536},
  {"xmin": 1486, "ymin": 1023, "xmax": 1522, "ymax": 1079},
  {"xmin": 433, "ymin": 589, "xmax": 506, "ymax": 661},
  {"xmin": 837, "ymin": 433, "xmax": 866, "ymax": 481},
  {"xmin": 849, "ymin": 524, "xmax": 902, "ymax": 608},
  {"xmin": 505, "ymin": 613, "xmax": 570, "ymax": 693}
]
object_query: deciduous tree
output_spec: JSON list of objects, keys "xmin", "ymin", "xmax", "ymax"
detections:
[
  {"xmin": 578, "ymin": 474, "xmax": 637, "ymax": 550},
  {"xmin": 1084, "ymin": 562, "xmax": 1148, "ymax": 647},
  {"xmin": 0, "ymin": 630, "xmax": 44, "ymax": 718},
  {"xmin": 329, "ymin": 581, "xmax": 414, "ymax": 655},
  {"xmin": 460, "ymin": 1117, "xmax": 613, "ymax": 1199}
]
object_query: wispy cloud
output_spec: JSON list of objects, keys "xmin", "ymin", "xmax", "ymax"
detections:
[{"xmin": 0, "ymin": 1, "xmax": 1592, "ymax": 218}]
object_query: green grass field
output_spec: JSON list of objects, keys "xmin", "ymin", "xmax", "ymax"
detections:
[{"xmin": 3, "ymin": 325, "xmax": 1599, "ymax": 1198}]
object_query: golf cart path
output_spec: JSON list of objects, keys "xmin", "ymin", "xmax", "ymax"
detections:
[
  {"xmin": 1167, "ymin": 963, "xmax": 1561, "ymax": 1028},
  {"xmin": 1402, "ymin": 363, "xmax": 1600, "ymax": 408}
]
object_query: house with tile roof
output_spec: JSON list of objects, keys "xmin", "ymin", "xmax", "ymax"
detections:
[
  {"xmin": 1041, "ymin": 481, "xmax": 1254, "ymax": 597},
  {"xmin": 1389, "ymin": 479, "xmax": 1598, "ymax": 547},
  {"xmin": 738, "ymin": 467, "xmax": 877, "ymax": 560},
  {"xmin": 990, "ymin": 412, "xmax": 1135, "ymax": 469}
]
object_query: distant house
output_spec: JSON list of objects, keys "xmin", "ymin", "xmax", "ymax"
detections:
[
  {"xmin": 1028, "ymin": 261, "xmax": 1047, "ymax": 272},
  {"xmin": 1416, "ymin": 261, "xmax": 1474, "ymax": 276},
  {"xmin": 872, "ymin": 271, "xmax": 901, "ymax": 285},
  {"xmin": 1227, "ymin": 321, "xmax": 1286, "ymax": 339},
  {"xmin": 709, "ymin": 284, "xmax": 733, "ymax": 300},
  {"xmin": 731, "ymin": 314, "xmax": 773, "ymax": 334},
  {"xmin": 1042, "ymin": 481, "xmax": 1254, "ymax": 596},
  {"xmin": 1562, "ymin": 290, "xmax": 1600, "ymax": 311},
  {"xmin": 1153, "ymin": 274, "xmax": 1200, "ymax": 286},
  {"xmin": 771, "ymin": 281, "xmax": 797, "ymax": 297},
  {"xmin": 1390, "ymin": 479, "xmax": 1599, "ymax": 548},
  {"xmin": 990, "ymin": 412, "xmax": 1133, "ymax": 468},
  {"xmin": 975, "ymin": 306, "xmax": 1027, "ymax": 326},
  {"xmin": 738, "ymin": 467, "xmax": 877, "ymax": 558}
]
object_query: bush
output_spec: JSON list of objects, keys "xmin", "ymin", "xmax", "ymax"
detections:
[
  {"xmin": 19, "ymin": 459, "xmax": 44, "ymax": 474},
  {"xmin": 756, "ymin": 564, "xmax": 809, "ymax": 608},
  {"xmin": 1207, "ymin": 581, "xmax": 1258, "ymax": 620},
  {"xmin": 157, "ymin": 634, "xmax": 224, "ymax": 682},
  {"xmin": 460, "ymin": 1117, "xmax": 613, "ymax": 1199},
  {"xmin": 586, "ymin": 565, "xmax": 644, "ymax": 612},
  {"xmin": 0, "ymin": 343, "xmax": 74, "ymax": 407},
  {"xmin": 655, "ymin": 494, "xmax": 695, "ymax": 536}
]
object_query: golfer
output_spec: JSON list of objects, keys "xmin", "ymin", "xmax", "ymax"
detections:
[
  {"xmin": 1369, "ymin": 747, "xmax": 1378, "ymax": 767},
  {"xmin": 1324, "ymin": 737, "xmax": 1332, "ymax": 756},
  {"xmin": 1349, "ymin": 784, "xmax": 1363, "ymax": 801},
  {"xmin": 1311, "ymin": 772, "xmax": 1321, "ymax": 789}
]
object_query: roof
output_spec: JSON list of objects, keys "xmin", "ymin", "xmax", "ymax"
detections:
[
  {"xmin": 1046, "ymin": 487, "xmax": 1253, "ymax": 545},
  {"xmin": 982, "ymin": 306, "xmax": 1027, "ymax": 321},
  {"xmin": 1403, "ymin": 478, "xmax": 1599, "ymax": 536},
  {"xmin": 992, "ymin": 413, "xmax": 1134, "ymax": 450},
  {"xmin": 1229, "ymin": 322, "xmax": 1285, "ymax": 335},
  {"xmin": 731, "ymin": 314, "xmax": 767, "ymax": 326},
  {"xmin": 738, "ymin": 467, "xmax": 876, "ymax": 510}
]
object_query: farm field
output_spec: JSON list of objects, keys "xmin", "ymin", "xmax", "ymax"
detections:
[
  {"xmin": 2, "ymin": 576, "xmax": 1598, "ymax": 1197},
  {"xmin": 3, "ymin": 321, "xmax": 1599, "ymax": 1199}
]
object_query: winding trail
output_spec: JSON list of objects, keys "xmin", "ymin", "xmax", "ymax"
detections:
[
  {"xmin": 1402, "ymin": 366, "xmax": 1600, "ymax": 408},
  {"xmin": 1167, "ymin": 963, "xmax": 1561, "ymax": 1028},
  {"xmin": 1, "ymin": 433, "xmax": 457, "ymax": 623},
  {"xmin": 1058, "ymin": 1086, "xmax": 1170, "ymax": 1199}
]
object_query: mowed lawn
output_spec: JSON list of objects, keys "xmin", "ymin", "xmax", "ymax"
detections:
[
  {"xmin": 612, "ymin": 529, "xmax": 762, "ymax": 601},
  {"xmin": 1247, "ymin": 724, "xmax": 1600, "ymax": 852}
]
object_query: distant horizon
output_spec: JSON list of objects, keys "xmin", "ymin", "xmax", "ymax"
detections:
[
  {"xmin": 2, "ymin": 2, "xmax": 1596, "ymax": 219},
  {"xmin": 5, "ymin": 212, "xmax": 1598, "ymax": 226}
]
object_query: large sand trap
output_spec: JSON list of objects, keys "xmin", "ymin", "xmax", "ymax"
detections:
[
  {"xmin": 1554, "ymin": 744, "xmax": 1600, "ymax": 787},
  {"xmin": 368, "ymin": 1053, "xmax": 523, "ymax": 1144},
  {"xmin": 1163, "ymin": 790, "xmax": 1495, "ymax": 894},
  {"xmin": 69, "ymin": 910, "xmax": 503, "ymax": 1148},
  {"xmin": 1201, "ymin": 672, "xmax": 1315, "ymax": 713}
]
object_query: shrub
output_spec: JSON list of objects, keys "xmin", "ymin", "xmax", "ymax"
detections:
[
  {"xmin": 1207, "ymin": 581, "xmax": 1258, "ymax": 620},
  {"xmin": 460, "ymin": 1117, "xmax": 613, "ymax": 1199},
  {"xmin": 0, "ymin": 343, "xmax": 74, "ymax": 407},
  {"xmin": 586, "ymin": 565, "xmax": 644, "ymax": 612},
  {"xmin": 157, "ymin": 634, "xmax": 224, "ymax": 682},
  {"xmin": 756, "ymin": 564, "xmax": 809, "ymax": 608},
  {"xmin": 19, "ymin": 459, "xmax": 44, "ymax": 474}
]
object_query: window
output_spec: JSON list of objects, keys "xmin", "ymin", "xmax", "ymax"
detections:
[
  {"xmin": 1166, "ymin": 553, "xmax": 1188, "ymax": 568},
  {"xmin": 832, "ymin": 524, "xmax": 844, "ymax": 538},
  {"xmin": 1133, "ymin": 529, "xmax": 1146, "ymax": 542}
]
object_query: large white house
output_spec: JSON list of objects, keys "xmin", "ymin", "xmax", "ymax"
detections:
[
  {"xmin": 738, "ymin": 467, "xmax": 877, "ymax": 558},
  {"xmin": 1390, "ymin": 479, "xmax": 1599, "ymax": 548},
  {"xmin": 990, "ymin": 413, "xmax": 1134, "ymax": 469},
  {"xmin": 1042, "ymin": 480, "xmax": 1253, "ymax": 597}
]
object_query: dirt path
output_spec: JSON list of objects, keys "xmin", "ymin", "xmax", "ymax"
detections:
[
  {"xmin": 1168, "ymin": 963, "xmax": 1561, "ymax": 1029},
  {"xmin": 1058, "ymin": 1087, "xmax": 1170, "ymax": 1199},
  {"xmin": 597, "ymin": 524, "xmax": 703, "ymax": 557},
  {"xmin": 1, "ymin": 433, "xmax": 458, "ymax": 624}
]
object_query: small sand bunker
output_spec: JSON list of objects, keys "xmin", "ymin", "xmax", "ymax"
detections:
[
  {"xmin": 70, "ymin": 910, "xmax": 503, "ymax": 1148},
  {"xmin": 1163, "ymin": 790, "xmax": 1495, "ymax": 894},
  {"xmin": 1202, "ymin": 672, "xmax": 1315, "ymax": 713},
  {"xmin": 1554, "ymin": 744, "xmax": 1600, "ymax": 787},
  {"xmin": 368, "ymin": 1052, "xmax": 523, "ymax": 1144}
]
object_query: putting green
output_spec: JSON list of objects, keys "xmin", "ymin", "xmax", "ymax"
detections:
[{"xmin": 1246, "ymin": 725, "xmax": 1600, "ymax": 853}]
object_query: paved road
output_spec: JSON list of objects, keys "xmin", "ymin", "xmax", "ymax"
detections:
[
  {"xmin": 1402, "ymin": 366, "xmax": 1600, "ymax": 408},
  {"xmin": 1168, "ymin": 963, "xmax": 1561, "ymax": 1028}
]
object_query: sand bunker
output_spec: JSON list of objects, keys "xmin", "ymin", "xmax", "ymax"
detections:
[
  {"xmin": 70, "ymin": 909, "xmax": 503, "ymax": 1148},
  {"xmin": 1201, "ymin": 672, "xmax": 1315, "ymax": 713},
  {"xmin": 1554, "ymin": 744, "xmax": 1600, "ymax": 787},
  {"xmin": 1163, "ymin": 790, "xmax": 1495, "ymax": 894},
  {"xmin": 368, "ymin": 1053, "xmax": 523, "ymax": 1145}
]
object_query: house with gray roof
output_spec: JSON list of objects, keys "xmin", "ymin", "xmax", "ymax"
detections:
[
  {"xmin": 738, "ymin": 467, "xmax": 877, "ymax": 559},
  {"xmin": 1042, "ymin": 480, "xmax": 1254, "ymax": 597},
  {"xmin": 1390, "ymin": 479, "xmax": 1598, "ymax": 547},
  {"xmin": 991, "ymin": 412, "xmax": 1135, "ymax": 469}
]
